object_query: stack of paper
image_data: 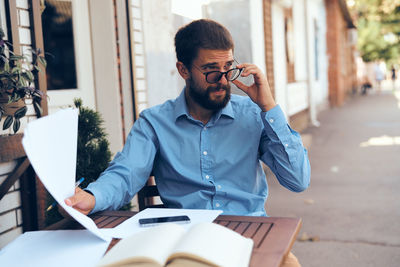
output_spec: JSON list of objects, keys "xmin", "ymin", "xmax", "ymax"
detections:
[{"xmin": 22, "ymin": 108, "xmax": 110, "ymax": 242}]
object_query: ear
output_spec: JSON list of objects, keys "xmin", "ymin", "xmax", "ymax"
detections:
[{"xmin": 176, "ymin": 61, "xmax": 190, "ymax": 80}]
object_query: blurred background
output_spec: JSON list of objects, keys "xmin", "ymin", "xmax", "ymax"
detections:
[{"xmin": 0, "ymin": 0, "xmax": 399, "ymax": 266}]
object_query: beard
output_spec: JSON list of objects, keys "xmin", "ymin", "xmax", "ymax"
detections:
[{"xmin": 188, "ymin": 77, "xmax": 231, "ymax": 111}]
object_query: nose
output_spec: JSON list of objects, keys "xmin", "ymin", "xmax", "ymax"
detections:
[{"xmin": 217, "ymin": 72, "xmax": 229, "ymax": 85}]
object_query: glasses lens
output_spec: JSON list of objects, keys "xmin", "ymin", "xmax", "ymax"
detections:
[
  {"xmin": 206, "ymin": 72, "xmax": 223, "ymax": 83},
  {"xmin": 226, "ymin": 68, "xmax": 241, "ymax": 81}
]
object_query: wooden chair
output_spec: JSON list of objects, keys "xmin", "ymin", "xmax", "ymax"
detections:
[{"xmin": 137, "ymin": 175, "xmax": 164, "ymax": 211}]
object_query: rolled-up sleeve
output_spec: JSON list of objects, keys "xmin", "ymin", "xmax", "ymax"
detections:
[{"xmin": 259, "ymin": 105, "xmax": 310, "ymax": 192}]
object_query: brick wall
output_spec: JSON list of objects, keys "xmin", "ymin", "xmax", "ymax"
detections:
[
  {"xmin": 0, "ymin": 162, "xmax": 23, "ymax": 249},
  {"xmin": 0, "ymin": 0, "xmax": 38, "ymax": 248},
  {"xmin": 263, "ymin": 0, "xmax": 275, "ymax": 97},
  {"xmin": 325, "ymin": 0, "xmax": 355, "ymax": 106}
]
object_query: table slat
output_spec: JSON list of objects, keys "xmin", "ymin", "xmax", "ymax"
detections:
[{"xmin": 234, "ymin": 221, "xmax": 251, "ymax": 235}]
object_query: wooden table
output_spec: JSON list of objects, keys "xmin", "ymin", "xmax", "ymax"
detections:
[{"xmin": 48, "ymin": 211, "xmax": 301, "ymax": 267}]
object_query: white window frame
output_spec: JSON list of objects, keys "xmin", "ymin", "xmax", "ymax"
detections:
[{"xmin": 46, "ymin": 0, "xmax": 96, "ymax": 113}]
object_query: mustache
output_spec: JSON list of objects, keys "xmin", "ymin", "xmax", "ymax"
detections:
[{"xmin": 207, "ymin": 84, "xmax": 230, "ymax": 92}]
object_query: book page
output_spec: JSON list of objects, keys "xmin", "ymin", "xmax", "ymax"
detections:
[
  {"xmin": 168, "ymin": 223, "xmax": 253, "ymax": 267},
  {"xmin": 97, "ymin": 224, "xmax": 186, "ymax": 267}
]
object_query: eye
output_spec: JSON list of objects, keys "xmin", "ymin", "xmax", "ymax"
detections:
[{"xmin": 224, "ymin": 62, "xmax": 234, "ymax": 69}]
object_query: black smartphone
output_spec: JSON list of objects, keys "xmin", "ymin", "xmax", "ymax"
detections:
[{"xmin": 138, "ymin": 215, "xmax": 191, "ymax": 227}]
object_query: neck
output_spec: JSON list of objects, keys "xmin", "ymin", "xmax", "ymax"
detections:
[{"xmin": 185, "ymin": 90, "xmax": 213, "ymax": 125}]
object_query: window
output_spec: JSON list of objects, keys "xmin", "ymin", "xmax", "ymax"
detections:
[
  {"xmin": 0, "ymin": 0, "xmax": 7, "ymax": 38},
  {"xmin": 284, "ymin": 8, "xmax": 295, "ymax": 83},
  {"xmin": 41, "ymin": 0, "xmax": 77, "ymax": 90}
]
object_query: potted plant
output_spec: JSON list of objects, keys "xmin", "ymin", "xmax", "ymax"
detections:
[{"xmin": 0, "ymin": 27, "xmax": 46, "ymax": 134}]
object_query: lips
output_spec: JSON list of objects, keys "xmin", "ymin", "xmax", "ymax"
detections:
[
  {"xmin": 209, "ymin": 85, "xmax": 229, "ymax": 93},
  {"xmin": 212, "ymin": 89, "xmax": 226, "ymax": 96}
]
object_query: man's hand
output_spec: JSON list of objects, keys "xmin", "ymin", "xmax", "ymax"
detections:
[
  {"xmin": 232, "ymin": 63, "xmax": 276, "ymax": 112},
  {"xmin": 64, "ymin": 187, "xmax": 95, "ymax": 215}
]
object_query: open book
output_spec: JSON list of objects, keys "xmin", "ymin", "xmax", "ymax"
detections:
[{"xmin": 97, "ymin": 222, "xmax": 253, "ymax": 267}]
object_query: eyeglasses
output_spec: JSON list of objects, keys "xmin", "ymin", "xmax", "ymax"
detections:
[{"xmin": 192, "ymin": 64, "xmax": 243, "ymax": 84}]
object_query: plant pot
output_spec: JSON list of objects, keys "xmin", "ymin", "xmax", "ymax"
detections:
[{"xmin": 0, "ymin": 97, "xmax": 25, "ymax": 116}]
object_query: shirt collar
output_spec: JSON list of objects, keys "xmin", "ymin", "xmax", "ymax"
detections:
[
  {"xmin": 174, "ymin": 89, "xmax": 190, "ymax": 120},
  {"xmin": 174, "ymin": 88, "xmax": 235, "ymax": 121}
]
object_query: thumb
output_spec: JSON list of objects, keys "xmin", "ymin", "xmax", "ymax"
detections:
[
  {"xmin": 64, "ymin": 196, "xmax": 76, "ymax": 206},
  {"xmin": 65, "ymin": 187, "xmax": 85, "ymax": 206},
  {"xmin": 64, "ymin": 188, "xmax": 82, "ymax": 207}
]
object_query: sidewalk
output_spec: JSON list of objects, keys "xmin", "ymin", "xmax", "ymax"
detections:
[{"xmin": 266, "ymin": 83, "xmax": 400, "ymax": 266}]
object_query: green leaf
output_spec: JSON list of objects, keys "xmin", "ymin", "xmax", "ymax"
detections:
[
  {"xmin": 13, "ymin": 118, "xmax": 20, "ymax": 133},
  {"xmin": 3, "ymin": 115, "xmax": 13, "ymax": 130},
  {"xmin": 14, "ymin": 105, "xmax": 27, "ymax": 118},
  {"xmin": 25, "ymin": 71, "xmax": 34, "ymax": 81},
  {"xmin": 33, "ymin": 100, "xmax": 43, "ymax": 117},
  {"xmin": 38, "ymin": 56, "xmax": 47, "ymax": 68}
]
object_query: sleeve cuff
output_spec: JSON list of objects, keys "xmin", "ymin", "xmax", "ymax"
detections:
[
  {"xmin": 85, "ymin": 184, "xmax": 105, "ymax": 214},
  {"xmin": 261, "ymin": 104, "xmax": 288, "ymax": 132}
]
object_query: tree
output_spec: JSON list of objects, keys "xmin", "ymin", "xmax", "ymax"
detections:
[
  {"xmin": 73, "ymin": 98, "xmax": 112, "ymax": 188},
  {"xmin": 349, "ymin": 0, "xmax": 400, "ymax": 64}
]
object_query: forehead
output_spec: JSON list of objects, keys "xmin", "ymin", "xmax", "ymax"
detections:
[{"xmin": 194, "ymin": 49, "xmax": 234, "ymax": 65}]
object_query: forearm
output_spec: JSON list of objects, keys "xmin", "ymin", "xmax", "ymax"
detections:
[
  {"xmin": 259, "ymin": 105, "xmax": 311, "ymax": 191},
  {"xmin": 86, "ymin": 116, "xmax": 158, "ymax": 213},
  {"xmin": 86, "ymin": 154, "xmax": 145, "ymax": 214}
]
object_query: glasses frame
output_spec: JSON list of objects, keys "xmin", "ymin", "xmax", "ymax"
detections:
[{"xmin": 192, "ymin": 60, "xmax": 243, "ymax": 84}]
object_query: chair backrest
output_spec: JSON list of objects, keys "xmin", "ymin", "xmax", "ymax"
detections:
[{"xmin": 137, "ymin": 175, "xmax": 164, "ymax": 211}]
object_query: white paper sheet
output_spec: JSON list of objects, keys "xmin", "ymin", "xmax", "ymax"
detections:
[
  {"xmin": 100, "ymin": 208, "xmax": 223, "ymax": 239},
  {"xmin": 22, "ymin": 109, "xmax": 110, "ymax": 241},
  {"xmin": 0, "ymin": 230, "xmax": 110, "ymax": 267}
]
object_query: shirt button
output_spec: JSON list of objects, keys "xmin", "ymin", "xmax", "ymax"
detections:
[
  {"xmin": 205, "ymin": 175, "xmax": 210, "ymax": 179},
  {"xmin": 215, "ymin": 203, "xmax": 220, "ymax": 208},
  {"xmin": 203, "ymin": 127, "xmax": 207, "ymax": 131},
  {"xmin": 269, "ymin": 118, "xmax": 274, "ymax": 123},
  {"xmin": 217, "ymin": 185, "xmax": 221, "ymax": 189},
  {"xmin": 203, "ymin": 151, "xmax": 208, "ymax": 155},
  {"xmin": 285, "ymin": 143, "xmax": 289, "ymax": 147}
]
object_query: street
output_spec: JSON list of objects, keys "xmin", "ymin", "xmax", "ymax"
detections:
[{"xmin": 266, "ymin": 81, "xmax": 400, "ymax": 267}]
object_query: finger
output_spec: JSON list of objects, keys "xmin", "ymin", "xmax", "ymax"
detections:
[
  {"xmin": 241, "ymin": 67, "xmax": 261, "ymax": 79},
  {"xmin": 237, "ymin": 63, "xmax": 258, "ymax": 75},
  {"xmin": 65, "ymin": 189, "xmax": 83, "ymax": 206},
  {"xmin": 236, "ymin": 63, "xmax": 254, "ymax": 69},
  {"xmin": 232, "ymin": 80, "xmax": 249, "ymax": 93}
]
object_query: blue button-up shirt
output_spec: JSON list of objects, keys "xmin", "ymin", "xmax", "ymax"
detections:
[{"xmin": 87, "ymin": 90, "xmax": 310, "ymax": 216}]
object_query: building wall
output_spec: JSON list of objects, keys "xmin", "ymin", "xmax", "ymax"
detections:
[
  {"xmin": 308, "ymin": 0, "xmax": 329, "ymax": 110},
  {"xmin": 0, "ymin": 162, "xmax": 23, "ymax": 249},
  {"xmin": 141, "ymin": 0, "xmax": 184, "ymax": 108},
  {"xmin": 0, "ymin": 0, "xmax": 37, "ymax": 249},
  {"xmin": 263, "ymin": 0, "xmax": 275, "ymax": 97},
  {"xmin": 271, "ymin": 3, "xmax": 288, "ymax": 114},
  {"xmin": 325, "ymin": 0, "xmax": 355, "ymax": 106},
  {"xmin": 271, "ymin": 1, "xmax": 310, "ymax": 118}
]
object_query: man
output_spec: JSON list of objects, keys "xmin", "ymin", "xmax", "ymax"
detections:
[{"xmin": 66, "ymin": 19, "xmax": 310, "ymax": 266}]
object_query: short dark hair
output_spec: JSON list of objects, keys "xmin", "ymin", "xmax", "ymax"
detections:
[{"xmin": 174, "ymin": 19, "xmax": 234, "ymax": 67}]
